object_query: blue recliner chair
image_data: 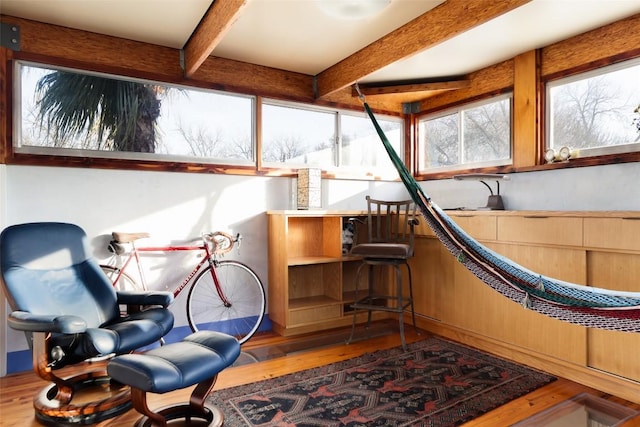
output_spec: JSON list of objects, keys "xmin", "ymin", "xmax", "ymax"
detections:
[{"xmin": 0, "ymin": 222, "xmax": 175, "ymax": 425}]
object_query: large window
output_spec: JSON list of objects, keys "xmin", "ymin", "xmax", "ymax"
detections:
[
  {"xmin": 261, "ymin": 103, "xmax": 335, "ymax": 167},
  {"xmin": 261, "ymin": 101, "xmax": 403, "ymax": 177},
  {"xmin": 417, "ymin": 94, "xmax": 512, "ymax": 173},
  {"xmin": 340, "ymin": 112, "xmax": 402, "ymax": 175},
  {"xmin": 546, "ymin": 58, "xmax": 640, "ymax": 159},
  {"xmin": 16, "ymin": 62, "xmax": 404, "ymax": 179},
  {"xmin": 17, "ymin": 62, "xmax": 255, "ymax": 164}
]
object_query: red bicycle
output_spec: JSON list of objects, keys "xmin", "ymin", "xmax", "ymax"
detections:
[{"xmin": 100, "ymin": 231, "xmax": 265, "ymax": 344}]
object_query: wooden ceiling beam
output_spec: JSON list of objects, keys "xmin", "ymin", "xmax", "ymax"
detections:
[
  {"xmin": 182, "ymin": 0, "xmax": 248, "ymax": 78},
  {"xmin": 315, "ymin": 0, "xmax": 533, "ymax": 99},
  {"xmin": 353, "ymin": 79, "xmax": 470, "ymax": 97}
]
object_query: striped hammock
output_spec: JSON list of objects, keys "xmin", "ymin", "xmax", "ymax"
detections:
[{"xmin": 363, "ymin": 101, "xmax": 640, "ymax": 332}]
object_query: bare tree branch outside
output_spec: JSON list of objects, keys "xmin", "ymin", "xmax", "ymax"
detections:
[{"xmin": 549, "ymin": 62, "xmax": 640, "ymax": 150}]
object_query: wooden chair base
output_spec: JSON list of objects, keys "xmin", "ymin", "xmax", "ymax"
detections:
[
  {"xmin": 33, "ymin": 370, "xmax": 131, "ymax": 426},
  {"xmin": 131, "ymin": 402, "xmax": 223, "ymax": 427},
  {"xmin": 129, "ymin": 376, "xmax": 223, "ymax": 427}
]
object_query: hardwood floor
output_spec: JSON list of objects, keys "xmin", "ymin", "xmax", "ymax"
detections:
[{"xmin": 2, "ymin": 322, "xmax": 640, "ymax": 426}]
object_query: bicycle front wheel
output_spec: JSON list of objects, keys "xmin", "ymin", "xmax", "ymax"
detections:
[{"xmin": 187, "ymin": 260, "xmax": 265, "ymax": 344}]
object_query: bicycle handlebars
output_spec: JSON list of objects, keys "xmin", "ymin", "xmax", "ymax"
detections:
[{"xmin": 202, "ymin": 231, "xmax": 240, "ymax": 255}]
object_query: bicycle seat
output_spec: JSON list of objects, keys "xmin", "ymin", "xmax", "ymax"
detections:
[{"xmin": 112, "ymin": 231, "xmax": 150, "ymax": 243}]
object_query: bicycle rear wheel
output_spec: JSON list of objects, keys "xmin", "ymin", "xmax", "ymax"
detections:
[
  {"xmin": 100, "ymin": 265, "xmax": 141, "ymax": 292},
  {"xmin": 100, "ymin": 265, "xmax": 143, "ymax": 317},
  {"xmin": 187, "ymin": 260, "xmax": 265, "ymax": 344}
]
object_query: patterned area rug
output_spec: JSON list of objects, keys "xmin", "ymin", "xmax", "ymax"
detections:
[{"xmin": 209, "ymin": 337, "xmax": 556, "ymax": 426}]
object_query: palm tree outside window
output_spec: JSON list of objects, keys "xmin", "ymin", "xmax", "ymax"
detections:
[
  {"xmin": 35, "ymin": 71, "xmax": 162, "ymax": 153},
  {"xmin": 17, "ymin": 62, "xmax": 255, "ymax": 164}
]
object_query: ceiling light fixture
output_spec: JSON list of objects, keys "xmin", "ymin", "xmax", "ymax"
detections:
[{"xmin": 316, "ymin": 0, "xmax": 391, "ymax": 20}]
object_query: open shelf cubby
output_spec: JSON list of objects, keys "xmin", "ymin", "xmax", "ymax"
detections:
[{"xmin": 268, "ymin": 210, "xmax": 387, "ymax": 335}]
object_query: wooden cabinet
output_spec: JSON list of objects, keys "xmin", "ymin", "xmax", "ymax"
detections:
[
  {"xmin": 267, "ymin": 210, "xmax": 388, "ymax": 336},
  {"xmin": 414, "ymin": 210, "xmax": 640, "ymax": 404},
  {"xmin": 584, "ymin": 216, "xmax": 640, "ymax": 251},
  {"xmin": 414, "ymin": 213, "xmax": 497, "ymax": 240},
  {"xmin": 585, "ymin": 216, "xmax": 640, "ymax": 383},
  {"xmin": 587, "ymin": 251, "xmax": 640, "ymax": 382},
  {"xmin": 497, "ymin": 215, "xmax": 583, "ymax": 246},
  {"xmin": 484, "ymin": 242, "xmax": 587, "ymax": 364},
  {"xmin": 409, "ymin": 238, "xmax": 449, "ymax": 321},
  {"xmin": 267, "ymin": 209, "xmax": 640, "ymax": 403}
]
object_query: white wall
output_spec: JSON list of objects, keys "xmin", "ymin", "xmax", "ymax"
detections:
[
  {"xmin": 2, "ymin": 160, "xmax": 639, "ymax": 372},
  {"xmin": 421, "ymin": 162, "xmax": 640, "ymax": 212},
  {"xmin": 0, "ymin": 165, "xmax": 411, "ymax": 361}
]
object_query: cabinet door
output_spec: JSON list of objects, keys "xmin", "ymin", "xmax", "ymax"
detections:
[
  {"xmin": 410, "ymin": 238, "xmax": 451, "ymax": 321},
  {"xmin": 587, "ymin": 251, "xmax": 640, "ymax": 381},
  {"xmin": 415, "ymin": 214, "xmax": 495, "ymax": 322},
  {"xmin": 498, "ymin": 216, "xmax": 583, "ymax": 246},
  {"xmin": 440, "ymin": 241, "xmax": 587, "ymax": 365},
  {"xmin": 415, "ymin": 214, "xmax": 496, "ymax": 241},
  {"xmin": 584, "ymin": 217, "xmax": 640, "ymax": 251},
  {"xmin": 451, "ymin": 214, "xmax": 497, "ymax": 240}
]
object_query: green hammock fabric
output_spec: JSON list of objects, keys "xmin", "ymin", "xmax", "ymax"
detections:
[{"xmin": 362, "ymin": 101, "xmax": 640, "ymax": 332}]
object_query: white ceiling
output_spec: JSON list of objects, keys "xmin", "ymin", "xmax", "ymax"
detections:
[{"xmin": 2, "ymin": 0, "xmax": 640, "ymax": 86}]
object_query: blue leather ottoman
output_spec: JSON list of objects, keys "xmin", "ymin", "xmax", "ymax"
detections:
[{"xmin": 107, "ymin": 331, "xmax": 240, "ymax": 427}]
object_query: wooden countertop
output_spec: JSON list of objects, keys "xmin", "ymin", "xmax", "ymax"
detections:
[{"xmin": 267, "ymin": 209, "xmax": 640, "ymax": 219}]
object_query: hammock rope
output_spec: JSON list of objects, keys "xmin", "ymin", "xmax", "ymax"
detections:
[{"xmin": 361, "ymin": 100, "xmax": 640, "ymax": 332}]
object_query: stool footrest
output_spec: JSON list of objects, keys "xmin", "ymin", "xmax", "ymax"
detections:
[
  {"xmin": 352, "ymin": 295, "xmax": 413, "ymax": 313},
  {"xmin": 107, "ymin": 331, "xmax": 240, "ymax": 427}
]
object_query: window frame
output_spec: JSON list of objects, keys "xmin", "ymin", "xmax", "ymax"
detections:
[
  {"xmin": 260, "ymin": 99, "xmax": 338, "ymax": 169},
  {"xmin": 416, "ymin": 92, "xmax": 513, "ymax": 176},
  {"xmin": 14, "ymin": 60, "xmax": 258, "ymax": 167},
  {"xmin": 8, "ymin": 59, "xmax": 406, "ymax": 181},
  {"xmin": 260, "ymin": 98, "xmax": 405, "ymax": 179},
  {"xmin": 545, "ymin": 57, "xmax": 640, "ymax": 162}
]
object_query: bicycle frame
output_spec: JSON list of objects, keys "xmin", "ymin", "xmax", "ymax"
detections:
[
  {"xmin": 109, "ymin": 239, "xmax": 230, "ymax": 306},
  {"xmin": 104, "ymin": 231, "xmax": 265, "ymax": 343}
]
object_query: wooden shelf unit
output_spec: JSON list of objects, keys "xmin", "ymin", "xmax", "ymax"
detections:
[{"xmin": 267, "ymin": 210, "xmax": 391, "ymax": 336}]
